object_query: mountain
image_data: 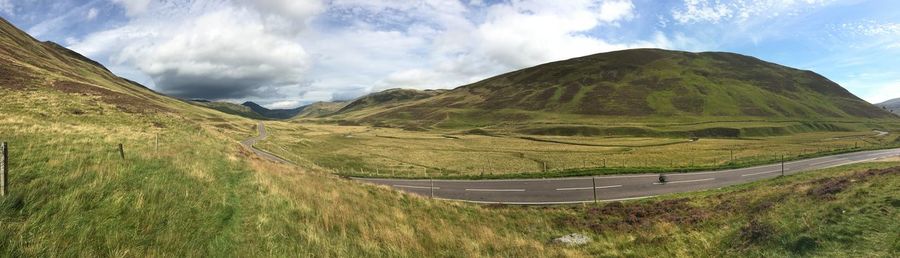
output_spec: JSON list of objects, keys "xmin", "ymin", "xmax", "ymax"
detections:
[
  {"xmin": 876, "ymin": 98, "xmax": 900, "ymax": 114},
  {"xmin": 240, "ymin": 101, "xmax": 306, "ymax": 119},
  {"xmin": 294, "ymin": 101, "xmax": 349, "ymax": 118},
  {"xmin": 190, "ymin": 100, "xmax": 267, "ymax": 119},
  {"xmin": 337, "ymin": 88, "xmax": 447, "ymax": 114},
  {"xmin": 331, "ymin": 49, "xmax": 895, "ymax": 127},
  {"xmin": 0, "ymin": 16, "xmax": 233, "ymax": 119}
]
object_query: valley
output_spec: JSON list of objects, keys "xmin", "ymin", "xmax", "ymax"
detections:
[{"xmin": 1, "ymin": 11, "xmax": 899, "ymax": 257}]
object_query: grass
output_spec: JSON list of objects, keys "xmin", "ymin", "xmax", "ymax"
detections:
[
  {"xmin": 0, "ymin": 93, "xmax": 577, "ymax": 256},
  {"xmin": 254, "ymin": 121, "xmax": 900, "ymax": 179},
  {"xmin": 4, "ymin": 102, "xmax": 899, "ymax": 256},
  {"xmin": 2, "ymin": 18, "xmax": 898, "ymax": 256}
]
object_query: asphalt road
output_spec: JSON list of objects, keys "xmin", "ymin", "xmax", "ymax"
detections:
[
  {"xmin": 241, "ymin": 121, "xmax": 291, "ymax": 164},
  {"xmin": 357, "ymin": 148, "xmax": 900, "ymax": 204}
]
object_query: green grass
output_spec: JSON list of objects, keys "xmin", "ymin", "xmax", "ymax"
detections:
[{"xmin": 255, "ymin": 121, "xmax": 900, "ymax": 179}]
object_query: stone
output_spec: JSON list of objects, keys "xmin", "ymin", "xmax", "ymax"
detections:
[{"xmin": 552, "ymin": 233, "xmax": 591, "ymax": 246}]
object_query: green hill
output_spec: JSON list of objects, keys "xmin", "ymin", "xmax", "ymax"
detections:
[
  {"xmin": 294, "ymin": 101, "xmax": 349, "ymax": 118},
  {"xmin": 332, "ymin": 49, "xmax": 894, "ymax": 128},
  {"xmin": 336, "ymin": 88, "xmax": 446, "ymax": 114},
  {"xmin": 190, "ymin": 100, "xmax": 268, "ymax": 120}
]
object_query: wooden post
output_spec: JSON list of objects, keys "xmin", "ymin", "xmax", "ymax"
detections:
[
  {"xmin": 155, "ymin": 133, "xmax": 159, "ymax": 153},
  {"xmin": 430, "ymin": 178, "xmax": 435, "ymax": 199},
  {"xmin": 1, "ymin": 142, "xmax": 7, "ymax": 197},
  {"xmin": 591, "ymin": 177, "xmax": 597, "ymax": 203},
  {"xmin": 730, "ymin": 149, "xmax": 734, "ymax": 163},
  {"xmin": 781, "ymin": 154, "xmax": 785, "ymax": 177},
  {"xmin": 118, "ymin": 143, "xmax": 125, "ymax": 160}
]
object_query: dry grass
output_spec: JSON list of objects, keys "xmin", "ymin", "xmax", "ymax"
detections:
[{"xmin": 256, "ymin": 122, "xmax": 899, "ymax": 178}]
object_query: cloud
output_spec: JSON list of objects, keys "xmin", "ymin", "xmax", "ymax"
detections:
[
  {"xmin": 0, "ymin": 0, "xmax": 12, "ymax": 15},
  {"xmin": 840, "ymin": 21, "xmax": 900, "ymax": 37},
  {"xmin": 86, "ymin": 8, "xmax": 98, "ymax": 20},
  {"xmin": 360, "ymin": 0, "xmax": 660, "ymax": 92},
  {"xmin": 72, "ymin": 2, "xmax": 314, "ymax": 101},
  {"xmin": 112, "ymin": 0, "xmax": 151, "ymax": 16},
  {"xmin": 672, "ymin": 0, "xmax": 834, "ymax": 25},
  {"xmin": 70, "ymin": 0, "xmax": 665, "ymax": 107}
]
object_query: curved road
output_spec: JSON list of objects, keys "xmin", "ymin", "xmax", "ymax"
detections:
[
  {"xmin": 244, "ymin": 122, "xmax": 899, "ymax": 204},
  {"xmin": 357, "ymin": 148, "xmax": 900, "ymax": 204},
  {"xmin": 241, "ymin": 121, "xmax": 291, "ymax": 164}
]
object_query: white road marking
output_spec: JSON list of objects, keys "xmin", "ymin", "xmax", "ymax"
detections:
[
  {"xmin": 440, "ymin": 195, "xmax": 658, "ymax": 205},
  {"xmin": 741, "ymin": 170, "xmax": 781, "ymax": 177},
  {"xmin": 810, "ymin": 160, "xmax": 836, "ymax": 166},
  {"xmin": 393, "ymin": 185, "xmax": 439, "ymax": 190},
  {"xmin": 556, "ymin": 185, "xmax": 623, "ymax": 191},
  {"xmin": 465, "ymin": 188, "xmax": 526, "ymax": 192},
  {"xmin": 653, "ymin": 178, "xmax": 715, "ymax": 185}
]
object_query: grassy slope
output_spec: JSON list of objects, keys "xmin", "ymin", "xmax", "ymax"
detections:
[
  {"xmin": 293, "ymin": 101, "xmax": 349, "ymax": 118},
  {"xmin": 0, "ymin": 16, "xmax": 574, "ymax": 256},
  {"xmin": 328, "ymin": 49, "xmax": 897, "ymax": 131},
  {"xmin": 190, "ymin": 100, "xmax": 268, "ymax": 120}
]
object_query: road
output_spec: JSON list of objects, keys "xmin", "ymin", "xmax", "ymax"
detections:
[
  {"xmin": 357, "ymin": 148, "xmax": 900, "ymax": 204},
  {"xmin": 241, "ymin": 121, "xmax": 291, "ymax": 164},
  {"xmin": 242, "ymin": 122, "xmax": 898, "ymax": 204}
]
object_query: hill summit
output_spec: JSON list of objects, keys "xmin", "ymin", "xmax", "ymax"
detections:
[{"xmin": 334, "ymin": 49, "xmax": 894, "ymax": 124}]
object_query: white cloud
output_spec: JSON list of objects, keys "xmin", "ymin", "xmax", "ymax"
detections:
[
  {"xmin": 672, "ymin": 0, "xmax": 834, "ymax": 25},
  {"xmin": 86, "ymin": 8, "xmax": 98, "ymax": 20},
  {"xmin": 859, "ymin": 82, "xmax": 900, "ymax": 104},
  {"xmin": 0, "ymin": 0, "xmax": 13, "ymax": 15},
  {"xmin": 112, "ymin": 0, "xmax": 151, "ymax": 16},
  {"xmin": 672, "ymin": 0, "xmax": 732, "ymax": 24},
  {"xmin": 598, "ymin": 0, "xmax": 635, "ymax": 22},
  {"xmin": 268, "ymin": 100, "xmax": 302, "ymax": 109},
  {"xmin": 72, "ymin": 2, "xmax": 314, "ymax": 100}
]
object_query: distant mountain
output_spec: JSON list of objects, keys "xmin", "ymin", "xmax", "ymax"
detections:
[
  {"xmin": 190, "ymin": 100, "xmax": 267, "ymax": 119},
  {"xmin": 877, "ymin": 98, "xmax": 900, "ymax": 114},
  {"xmin": 337, "ymin": 88, "xmax": 447, "ymax": 114},
  {"xmin": 331, "ymin": 49, "xmax": 894, "ymax": 126},
  {"xmin": 240, "ymin": 101, "xmax": 305, "ymax": 119},
  {"xmin": 295, "ymin": 101, "xmax": 349, "ymax": 118}
]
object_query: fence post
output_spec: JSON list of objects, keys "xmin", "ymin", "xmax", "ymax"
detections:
[
  {"xmin": 592, "ymin": 176, "xmax": 597, "ymax": 203},
  {"xmin": 430, "ymin": 178, "xmax": 435, "ymax": 199},
  {"xmin": 118, "ymin": 143, "xmax": 125, "ymax": 160},
  {"xmin": 781, "ymin": 154, "xmax": 785, "ymax": 177},
  {"xmin": 1, "ymin": 142, "xmax": 7, "ymax": 197}
]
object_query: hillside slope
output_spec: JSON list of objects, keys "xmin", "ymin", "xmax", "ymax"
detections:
[
  {"xmin": 877, "ymin": 98, "xmax": 900, "ymax": 114},
  {"xmin": 333, "ymin": 49, "xmax": 894, "ymax": 127},
  {"xmin": 336, "ymin": 88, "xmax": 446, "ymax": 114},
  {"xmin": 294, "ymin": 101, "xmax": 349, "ymax": 118},
  {"xmin": 190, "ymin": 100, "xmax": 268, "ymax": 120}
]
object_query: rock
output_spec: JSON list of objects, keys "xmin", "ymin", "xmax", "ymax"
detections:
[{"xmin": 552, "ymin": 233, "xmax": 591, "ymax": 246}]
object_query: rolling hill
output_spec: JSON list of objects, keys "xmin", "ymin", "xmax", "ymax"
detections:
[
  {"xmin": 331, "ymin": 49, "xmax": 895, "ymax": 128},
  {"xmin": 877, "ymin": 98, "xmax": 900, "ymax": 114}
]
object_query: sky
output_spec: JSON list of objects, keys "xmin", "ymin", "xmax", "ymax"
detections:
[{"xmin": 1, "ymin": 0, "xmax": 899, "ymax": 109}]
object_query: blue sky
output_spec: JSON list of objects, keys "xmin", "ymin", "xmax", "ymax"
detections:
[{"xmin": 1, "ymin": 0, "xmax": 899, "ymax": 108}]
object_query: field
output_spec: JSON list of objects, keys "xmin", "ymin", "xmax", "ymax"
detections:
[
  {"xmin": 255, "ymin": 120, "xmax": 900, "ymax": 178},
  {"xmin": 3, "ymin": 92, "xmax": 899, "ymax": 256}
]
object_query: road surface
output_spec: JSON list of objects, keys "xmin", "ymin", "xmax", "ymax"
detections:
[
  {"xmin": 241, "ymin": 121, "xmax": 291, "ymax": 164},
  {"xmin": 357, "ymin": 148, "xmax": 900, "ymax": 204}
]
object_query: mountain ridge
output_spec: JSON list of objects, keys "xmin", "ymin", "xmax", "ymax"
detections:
[
  {"xmin": 877, "ymin": 98, "xmax": 900, "ymax": 114},
  {"xmin": 329, "ymin": 48, "xmax": 895, "ymax": 128}
]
